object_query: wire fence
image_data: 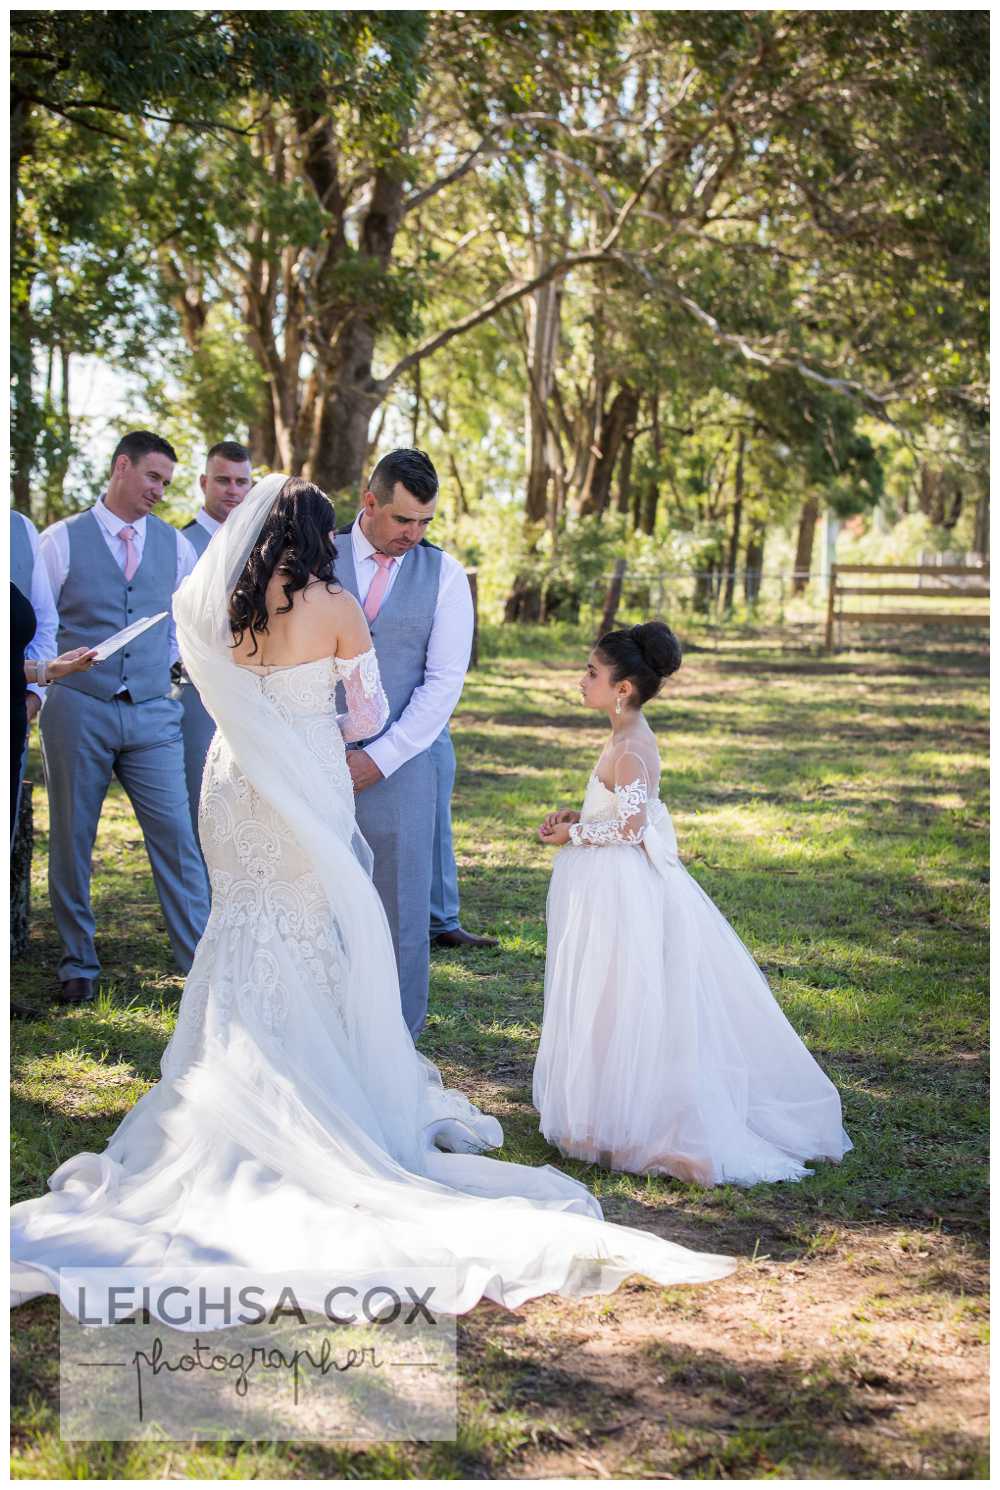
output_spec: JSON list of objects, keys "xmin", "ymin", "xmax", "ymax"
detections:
[
  {"xmin": 582, "ymin": 565, "xmax": 990, "ymax": 653},
  {"xmin": 586, "ymin": 569, "xmax": 824, "ymax": 628}
]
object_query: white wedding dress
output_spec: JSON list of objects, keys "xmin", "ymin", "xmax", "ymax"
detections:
[
  {"xmin": 533, "ymin": 730, "xmax": 853, "ymax": 1186},
  {"xmin": 11, "ymin": 476, "xmax": 734, "ymax": 1324}
]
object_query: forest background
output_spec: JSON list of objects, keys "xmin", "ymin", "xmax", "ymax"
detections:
[{"xmin": 11, "ymin": 9, "xmax": 989, "ymax": 625}]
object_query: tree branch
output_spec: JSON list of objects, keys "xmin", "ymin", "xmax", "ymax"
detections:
[
  {"xmin": 668, "ymin": 288, "xmax": 898, "ymax": 415},
  {"xmin": 379, "ymin": 157, "xmax": 667, "ymax": 395},
  {"xmin": 402, "ymin": 136, "xmax": 507, "ymax": 215}
]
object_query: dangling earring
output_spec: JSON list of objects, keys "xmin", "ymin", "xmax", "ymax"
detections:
[{"xmin": 615, "ymin": 694, "xmax": 623, "ymax": 716}]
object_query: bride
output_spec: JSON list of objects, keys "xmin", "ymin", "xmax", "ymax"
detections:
[{"xmin": 11, "ymin": 474, "xmax": 734, "ymax": 1322}]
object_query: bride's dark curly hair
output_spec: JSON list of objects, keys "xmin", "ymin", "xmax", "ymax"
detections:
[{"xmin": 228, "ymin": 477, "xmax": 338, "ymax": 656}]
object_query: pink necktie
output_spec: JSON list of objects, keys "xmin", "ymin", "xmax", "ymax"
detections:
[
  {"xmin": 363, "ymin": 553, "xmax": 395, "ymax": 623},
  {"xmin": 119, "ymin": 525, "xmax": 139, "ymax": 581}
]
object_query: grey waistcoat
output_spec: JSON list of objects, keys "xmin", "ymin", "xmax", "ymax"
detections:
[
  {"xmin": 11, "ymin": 513, "xmax": 34, "ymax": 595},
  {"xmin": 56, "ymin": 510, "xmax": 177, "ymax": 702},
  {"xmin": 333, "ymin": 532, "xmax": 442, "ymax": 742},
  {"xmin": 182, "ymin": 518, "xmax": 212, "ymax": 559}
]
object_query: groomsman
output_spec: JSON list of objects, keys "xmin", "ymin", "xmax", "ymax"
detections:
[
  {"xmin": 335, "ymin": 449, "xmax": 487, "ymax": 1037},
  {"xmin": 178, "ymin": 440, "xmax": 253, "ymax": 842},
  {"xmin": 38, "ymin": 430, "xmax": 210, "ymax": 1003},
  {"xmin": 10, "ymin": 509, "xmax": 60, "ymax": 819}
]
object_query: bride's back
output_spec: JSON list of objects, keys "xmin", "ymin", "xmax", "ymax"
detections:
[
  {"xmin": 230, "ymin": 572, "xmax": 365, "ymax": 668},
  {"xmin": 227, "ymin": 477, "xmax": 370, "ymax": 667}
]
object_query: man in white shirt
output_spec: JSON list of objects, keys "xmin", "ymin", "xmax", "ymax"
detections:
[
  {"xmin": 38, "ymin": 430, "xmax": 210, "ymax": 1003},
  {"xmin": 10, "ymin": 508, "xmax": 60, "ymax": 801},
  {"xmin": 334, "ymin": 449, "xmax": 493, "ymax": 1035},
  {"xmin": 178, "ymin": 440, "xmax": 253, "ymax": 843}
]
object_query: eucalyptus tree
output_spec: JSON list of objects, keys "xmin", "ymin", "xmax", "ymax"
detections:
[{"xmin": 11, "ymin": 9, "xmax": 402, "ymax": 511}]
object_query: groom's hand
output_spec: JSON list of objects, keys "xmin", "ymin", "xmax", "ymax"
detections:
[{"xmin": 348, "ymin": 749, "xmax": 384, "ymax": 794}]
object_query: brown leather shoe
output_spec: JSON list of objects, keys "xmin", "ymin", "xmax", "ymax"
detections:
[
  {"xmin": 54, "ymin": 977, "xmax": 97, "ymax": 1005},
  {"xmin": 432, "ymin": 927, "xmax": 498, "ymax": 949}
]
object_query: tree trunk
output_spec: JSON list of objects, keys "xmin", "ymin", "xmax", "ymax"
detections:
[
  {"xmin": 615, "ymin": 416, "xmax": 637, "ymax": 516},
  {"xmin": 523, "ymin": 277, "xmax": 561, "ymax": 524},
  {"xmin": 597, "ymin": 558, "xmax": 627, "ymax": 637},
  {"xmin": 11, "ymin": 96, "xmax": 36, "ymax": 519},
  {"xmin": 307, "ymin": 165, "xmax": 405, "ymax": 495},
  {"xmin": 693, "ymin": 560, "xmax": 720, "ymax": 615},
  {"xmin": 311, "ymin": 324, "xmax": 381, "ymax": 497},
  {"xmin": 248, "ymin": 386, "xmax": 278, "ymax": 469},
  {"xmin": 744, "ymin": 522, "xmax": 765, "ymax": 605},
  {"xmin": 638, "ymin": 482, "xmax": 659, "ymax": 536},
  {"xmin": 580, "ymin": 385, "xmax": 638, "ymax": 518},
  {"xmin": 723, "ymin": 430, "xmax": 745, "ymax": 611},
  {"xmin": 637, "ymin": 391, "xmax": 661, "ymax": 535},
  {"xmin": 411, "ymin": 358, "xmax": 421, "ymax": 446},
  {"xmin": 42, "ymin": 344, "xmax": 72, "ymax": 523},
  {"xmin": 793, "ymin": 494, "xmax": 820, "ymax": 593},
  {"xmin": 973, "ymin": 489, "xmax": 989, "ymax": 560}
]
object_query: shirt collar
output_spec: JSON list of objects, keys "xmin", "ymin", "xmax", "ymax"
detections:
[
  {"xmin": 352, "ymin": 512, "xmax": 406, "ymax": 567},
  {"xmin": 195, "ymin": 508, "xmax": 222, "ymax": 536},
  {"xmin": 94, "ymin": 493, "xmax": 146, "ymax": 538}
]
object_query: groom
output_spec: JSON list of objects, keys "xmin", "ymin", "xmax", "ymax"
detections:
[{"xmin": 335, "ymin": 449, "xmax": 473, "ymax": 1038}]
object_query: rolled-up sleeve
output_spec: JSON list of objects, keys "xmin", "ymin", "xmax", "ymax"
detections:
[
  {"xmin": 365, "ymin": 555, "xmax": 473, "ymax": 779},
  {"xmin": 25, "ymin": 519, "xmax": 63, "ymax": 699}
]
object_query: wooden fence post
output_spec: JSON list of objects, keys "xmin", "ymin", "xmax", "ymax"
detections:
[
  {"xmin": 597, "ymin": 558, "xmax": 627, "ymax": 638},
  {"xmin": 825, "ymin": 563, "xmax": 838, "ymax": 651},
  {"xmin": 467, "ymin": 568, "xmax": 479, "ymax": 667}
]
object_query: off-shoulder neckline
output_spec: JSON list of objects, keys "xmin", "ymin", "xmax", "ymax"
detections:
[{"xmin": 233, "ymin": 649, "xmax": 374, "ymax": 676}]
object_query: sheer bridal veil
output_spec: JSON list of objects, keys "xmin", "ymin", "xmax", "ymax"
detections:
[{"xmin": 171, "ymin": 473, "xmax": 431, "ymax": 1163}]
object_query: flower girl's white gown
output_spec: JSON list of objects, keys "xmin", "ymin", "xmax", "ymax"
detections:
[
  {"xmin": 533, "ymin": 730, "xmax": 853, "ymax": 1186},
  {"xmin": 10, "ymin": 477, "xmax": 734, "ymax": 1324}
]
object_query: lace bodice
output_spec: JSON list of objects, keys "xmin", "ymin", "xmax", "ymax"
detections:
[
  {"xmin": 570, "ymin": 773, "xmax": 650, "ymax": 847},
  {"xmin": 234, "ymin": 649, "xmax": 389, "ymax": 741},
  {"xmin": 566, "ymin": 730, "xmax": 661, "ymax": 849}
]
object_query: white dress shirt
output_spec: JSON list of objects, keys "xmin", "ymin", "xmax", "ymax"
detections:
[
  {"xmin": 38, "ymin": 495, "xmax": 199, "ymax": 669},
  {"xmin": 15, "ymin": 512, "xmax": 60, "ymax": 702},
  {"xmin": 193, "ymin": 508, "xmax": 222, "ymax": 539},
  {"xmin": 349, "ymin": 514, "xmax": 473, "ymax": 780}
]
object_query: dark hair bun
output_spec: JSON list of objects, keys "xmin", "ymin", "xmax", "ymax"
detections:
[
  {"xmin": 595, "ymin": 619, "xmax": 682, "ymax": 705},
  {"xmin": 630, "ymin": 621, "xmax": 682, "ymax": 680}
]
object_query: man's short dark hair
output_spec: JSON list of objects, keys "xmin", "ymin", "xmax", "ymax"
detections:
[
  {"xmin": 206, "ymin": 440, "xmax": 252, "ymax": 466},
  {"xmin": 110, "ymin": 431, "xmax": 177, "ymax": 473},
  {"xmin": 368, "ymin": 448, "xmax": 439, "ymax": 505}
]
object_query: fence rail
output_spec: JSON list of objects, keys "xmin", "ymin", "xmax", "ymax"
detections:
[{"xmin": 825, "ymin": 563, "xmax": 990, "ymax": 650}]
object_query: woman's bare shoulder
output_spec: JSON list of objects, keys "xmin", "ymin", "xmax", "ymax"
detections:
[
  {"xmin": 299, "ymin": 578, "xmax": 353, "ymax": 610},
  {"xmin": 299, "ymin": 581, "xmax": 370, "ymax": 647}
]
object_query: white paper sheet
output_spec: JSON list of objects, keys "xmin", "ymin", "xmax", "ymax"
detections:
[{"xmin": 90, "ymin": 612, "xmax": 169, "ymax": 663}]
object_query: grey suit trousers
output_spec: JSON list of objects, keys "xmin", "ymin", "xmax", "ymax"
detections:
[
  {"xmin": 179, "ymin": 682, "xmax": 217, "ymax": 849},
  {"xmin": 352, "ymin": 748, "xmax": 437, "ymax": 1039},
  {"xmin": 429, "ymin": 731, "xmax": 461, "ymax": 935},
  {"xmin": 40, "ymin": 686, "xmax": 210, "ymax": 983}
]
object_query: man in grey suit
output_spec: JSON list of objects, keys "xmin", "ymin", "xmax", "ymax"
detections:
[
  {"xmin": 178, "ymin": 440, "xmax": 253, "ymax": 844},
  {"xmin": 10, "ymin": 509, "xmax": 60, "ymax": 823},
  {"xmin": 335, "ymin": 448, "xmax": 483, "ymax": 1037},
  {"xmin": 37, "ymin": 430, "xmax": 210, "ymax": 1003}
]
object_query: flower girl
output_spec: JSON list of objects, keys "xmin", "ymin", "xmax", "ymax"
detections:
[{"xmin": 533, "ymin": 621, "xmax": 852, "ymax": 1187}]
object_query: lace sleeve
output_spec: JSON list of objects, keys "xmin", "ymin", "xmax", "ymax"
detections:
[
  {"xmin": 569, "ymin": 750, "xmax": 650, "ymax": 847},
  {"xmin": 334, "ymin": 648, "xmax": 390, "ymax": 742}
]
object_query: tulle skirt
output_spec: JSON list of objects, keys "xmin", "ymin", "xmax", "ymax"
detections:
[
  {"xmin": 11, "ymin": 741, "xmax": 735, "ymax": 1325},
  {"xmin": 533, "ymin": 809, "xmax": 853, "ymax": 1186}
]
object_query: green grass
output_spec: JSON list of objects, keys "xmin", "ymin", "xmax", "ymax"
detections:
[{"xmin": 11, "ymin": 623, "xmax": 988, "ymax": 1479}]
